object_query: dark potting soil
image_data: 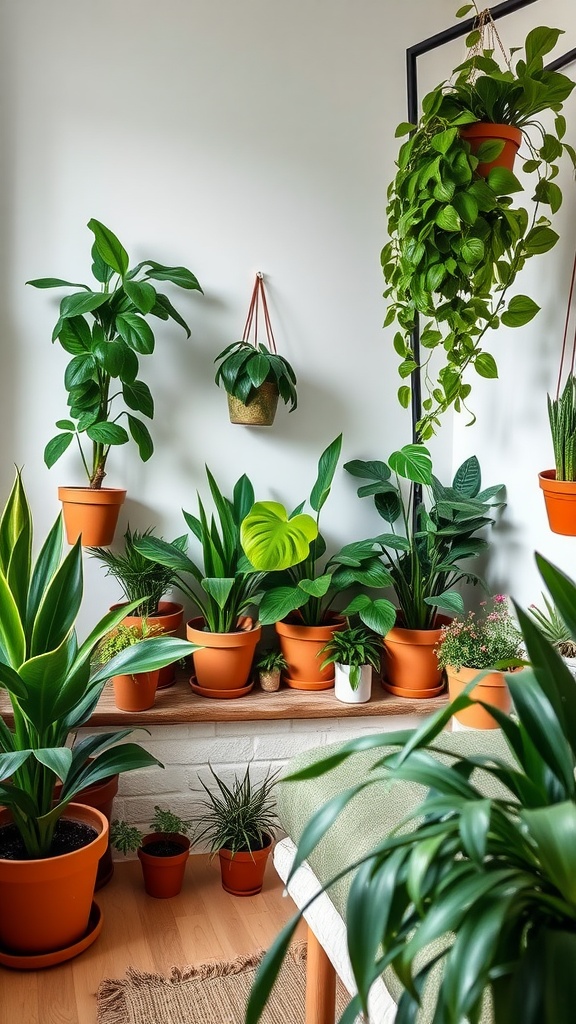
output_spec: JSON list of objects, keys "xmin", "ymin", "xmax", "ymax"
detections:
[
  {"xmin": 0, "ymin": 819, "xmax": 98, "ymax": 860},
  {"xmin": 143, "ymin": 839, "xmax": 185, "ymax": 857}
]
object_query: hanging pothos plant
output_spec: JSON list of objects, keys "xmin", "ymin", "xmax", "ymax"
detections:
[{"xmin": 382, "ymin": 6, "xmax": 575, "ymax": 439}]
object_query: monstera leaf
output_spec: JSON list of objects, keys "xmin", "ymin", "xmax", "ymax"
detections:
[{"xmin": 241, "ymin": 502, "xmax": 318, "ymax": 571}]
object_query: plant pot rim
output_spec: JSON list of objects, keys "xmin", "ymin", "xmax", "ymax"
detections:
[
  {"xmin": 111, "ymin": 600, "xmax": 184, "ymax": 621},
  {"xmin": 138, "ymin": 832, "xmax": 191, "ymax": 860},
  {"xmin": 386, "ymin": 614, "xmax": 452, "ymax": 644},
  {"xmin": 460, "ymin": 122, "xmax": 523, "ymax": 143},
  {"xmin": 58, "ymin": 487, "xmax": 127, "ymax": 505},
  {"xmin": 539, "ymin": 470, "xmax": 576, "ymax": 492},
  {"xmin": 0, "ymin": 803, "xmax": 108, "ymax": 871},
  {"xmin": 275, "ymin": 615, "xmax": 345, "ymax": 640},
  {"xmin": 186, "ymin": 615, "xmax": 261, "ymax": 639},
  {"xmin": 219, "ymin": 833, "xmax": 273, "ymax": 858}
]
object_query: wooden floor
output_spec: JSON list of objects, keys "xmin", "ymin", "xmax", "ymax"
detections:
[{"xmin": 0, "ymin": 854, "xmax": 305, "ymax": 1024}]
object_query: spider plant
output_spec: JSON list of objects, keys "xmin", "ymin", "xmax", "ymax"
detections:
[
  {"xmin": 193, "ymin": 765, "xmax": 279, "ymax": 855},
  {"xmin": 90, "ymin": 526, "xmax": 187, "ymax": 617}
]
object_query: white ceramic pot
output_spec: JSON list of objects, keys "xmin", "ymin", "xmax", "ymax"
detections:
[{"xmin": 334, "ymin": 663, "xmax": 372, "ymax": 704}]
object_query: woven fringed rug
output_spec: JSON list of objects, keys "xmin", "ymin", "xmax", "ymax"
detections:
[{"xmin": 97, "ymin": 942, "xmax": 350, "ymax": 1024}]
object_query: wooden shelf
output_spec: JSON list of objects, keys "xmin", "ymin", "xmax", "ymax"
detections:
[{"xmin": 0, "ymin": 671, "xmax": 448, "ymax": 727}]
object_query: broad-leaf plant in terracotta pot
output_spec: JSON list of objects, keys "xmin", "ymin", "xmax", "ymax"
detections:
[
  {"xmin": 27, "ymin": 218, "xmax": 202, "ymax": 545},
  {"xmin": 383, "ymin": 6, "xmax": 575, "ymax": 438},
  {"xmin": 0, "ymin": 471, "xmax": 197, "ymax": 964},
  {"xmin": 91, "ymin": 525, "xmax": 188, "ymax": 688},
  {"xmin": 192, "ymin": 765, "xmax": 278, "ymax": 897},
  {"xmin": 435, "ymin": 594, "xmax": 525, "ymax": 729},
  {"xmin": 345, "ymin": 443, "xmax": 505, "ymax": 697},
  {"xmin": 241, "ymin": 435, "xmax": 397, "ymax": 691},
  {"xmin": 134, "ymin": 469, "xmax": 265, "ymax": 698},
  {"xmin": 111, "ymin": 807, "xmax": 193, "ymax": 899}
]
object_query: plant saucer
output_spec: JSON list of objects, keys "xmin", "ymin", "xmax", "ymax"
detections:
[
  {"xmin": 0, "ymin": 901, "xmax": 102, "ymax": 970},
  {"xmin": 188, "ymin": 676, "xmax": 254, "ymax": 699},
  {"xmin": 382, "ymin": 680, "xmax": 446, "ymax": 699}
]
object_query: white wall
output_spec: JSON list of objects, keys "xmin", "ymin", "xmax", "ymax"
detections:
[{"xmin": 0, "ymin": 0, "xmax": 574, "ymax": 628}]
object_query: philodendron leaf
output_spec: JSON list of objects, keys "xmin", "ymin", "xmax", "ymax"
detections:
[
  {"xmin": 241, "ymin": 502, "xmax": 318, "ymax": 571},
  {"xmin": 424, "ymin": 590, "xmax": 464, "ymax": 615},
  {"xmin": 87, "ymin": 218, "xmax": 129, "ymax": 277},
  {"xmin": 389, "ymin": 444, "xmax": 432, "ymax": 485},
  {"xmin": 310, "ymin": 435, "xmax": 343, "ymax": 513},
  {"xmin": 298, "ymin": 574, "xmax": 332, "ymax": 598},
  {"xmin": 257, "ymin": 586, "xmax": 309, "ymax": 626}
]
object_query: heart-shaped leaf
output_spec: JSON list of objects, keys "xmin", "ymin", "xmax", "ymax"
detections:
[{"xmin": 241, "ymin": 502, "xmax": 318, "ymax": 571}]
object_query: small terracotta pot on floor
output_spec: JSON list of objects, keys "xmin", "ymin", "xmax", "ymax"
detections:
[
  {"xmin": 218, "ymin": 837, "xmax": 272, "ymax": 896},
  {"xmin": 137, "ymin": 833, "xmax": 190, "ymax": 898}
]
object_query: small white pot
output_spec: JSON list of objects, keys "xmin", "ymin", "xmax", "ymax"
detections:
[{"xmin": 334, "ymin": 663, "xmax": 372, "ymax": 704}]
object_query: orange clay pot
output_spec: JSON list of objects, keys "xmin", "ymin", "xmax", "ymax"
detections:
[
  {"xmin": 218, "ymin": 836, "xmax": 272, "ymax": 896},
  {"xmin": 58, "ymin": 487, "xmax": 126, "ymax": 546},
  {"xmin": 0, "ymin": 803, "xmax": 107, "ymax": 955},
  {"xmin": 382, "ymin": 616, "xmax": 450, "ymax": 697},
  {"xmin": 447, "ymin": 665, "xmax": 517, "ymax": 729},
  {"xmin": 275, "ymin": 616, "xmax": 346, "ymax": 690},
  {"xmin": 112, "ymin": 669, "xmax": 160, "ymax": 712},
  {"xmin": 137, "ymin": 833, "xmax": 190, "ymax": 898},
  {"xmin": 111, "ymin": 601, "xmax": 185, "ymax": 689},
  {"xmin": 539, "ymin": 470, "xmax": 576, "ymax": 536},
  {"xmin": 460, "ymin": 122, "xmax": 522, "ymax": 177},
  {"xmin": 53, "ymin": 771, "xmax": 118, "ymax": 890},
  {"xmin": 186, "ymin": 616, "xmax": 261, "ymax": 696}
]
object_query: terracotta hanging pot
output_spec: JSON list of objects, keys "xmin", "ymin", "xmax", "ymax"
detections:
[
  {"xmin": 334, "ymin": 663, "xmax": 373, "ymax": 705},
  {"xmin": 53, "ymin": 771, "xmax": 119, "ymax": 890},
  {"xmin": 137, "ymin": 832, "xmax": 190, "ymax": 898},
  {"xmin": 218, "ymin": 836, "xmax": 272, "ymax": 896},
  {"xmin": 447, "ymin": 665, "xmax": 518, "ymax": 729},
  {"xmin": 111, "ymin": 601, "xmax": 185, "ymax": 689},
  {"xmin": 538, "ymin": 470, "xmax": 576, "ymax": 536},
  {"xmin": 186, "ymin": 616, "xmax": 261, "ymax": 697},
  {"xmin": 382, "ymin": 616, "xmax": 450, "ymax": 698},
  {"xmin": 0, "ymin": 804, "xmax": 107, "ymax": 959},
  {"xmin": 460, "ymin": 122, "xmax": 522, "ymax": 177},
  {"xmin": 112, "ymin": 669, "xmax": 160, "ymax": 711},
  {"xmin": 228, "ymin": 382, "xmax": 280, "ymax": 426},
  {"xmin": 58, "ymin": 487, "xmax": 126, "ymax": 546},
  {"xmin": 275, "ymin": 616, "xmax": 346, "ymax": 691}
]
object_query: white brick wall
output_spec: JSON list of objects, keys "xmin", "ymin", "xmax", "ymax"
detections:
[{"xmin": 77, "ymin": 713, "xmax": 427, "ymax": 859}]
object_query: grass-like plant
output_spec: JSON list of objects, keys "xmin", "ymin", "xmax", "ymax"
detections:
[
  {"xmin": 319, "ymin": 625, "xmax": 382, "ymax": 690},
  {"xmin": 192, "ymin": 765, "xmax": 279, "ymax": 856},
  {"xmin": 110, "ymin": 806, "xmax": 194, "ymax": 855},
  {"xmin": 254, "ymin": 649, "xmax": 288, "ymax": 673},
  {"xmin": 529, "ymin": 593, "xmax": 576, "ymax": 659},
  {"xmin": 90, "ymin": 526, "xmax": 187, "ymax": 617},
  {"xmin": 547, "ymin": 375, "xmax": 576, "ymax": 481}
]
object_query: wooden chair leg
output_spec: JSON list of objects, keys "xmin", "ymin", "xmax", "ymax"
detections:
[{"xmin": 306, "ymin": 923, "xmax": 337, "ymax": 1024}]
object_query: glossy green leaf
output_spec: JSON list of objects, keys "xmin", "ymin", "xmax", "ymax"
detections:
[
  {"xmin": 26, "ymin": 277, "xmax": 90, "ymax": 291},
  {"xmin": 116, "ymin": 312, "xmax": 155, "ymax": 354},
  {"xmin": 0, "ymin": 571, "xmax": 26, "ymax": 667},
  {"xmin": 201, "ymin": 577, "xmax": 235, "ymax": 611},
  {"xmin": 122, "ymin": 380, "xmax": 153, "ymax": 418},
  {"xmin": 91, "ymin": 636, "xmax": 200, "ymax": 683},
  {"xmin": 86, "ymin": 421, "xmax": 129, "ymax": 446},
  {"xmin": 310, "ymin": 435, "xmax": 342, "ymax": 513},
  {"xmin": 30, "ymin": 540, "xmax": 82, "ymax": 658},
  {"xmin": 127, "ymin": 416, "xmax": 154, "ymax": 461},
  {"xmin": 389, "ymin": 444, "xmax": 432, "ymax": 485},
  {"xmin": 58, "ymin": 316, "xmax": 92, "ymax": 354},
  {"xmin": 501, "ymin": 295, "xmax": 540, "ymax": 328},
  {"xmin": 474, "ymin": 352, "xmax": 498, "ymax": 379},
  {"xmin": 298, "ymin": 574, "xmax": 332, "ymax": 598},
  {"xmin": 59, "ymin": 291, "xmax": 109, "ymax": 320},
  {"xmin": 142, "ymin": 261, "xmax": 203, "ymax": 291},
  {"xmin": 87, "ymin": 218, "xmax": 129, "ymax": 276},
  {"xmin": 257, "ymin": 586, "xmax": 309, "ymax": 626},
  {"xmin": 241, "ymin": 502, "xmax": 318, "ymax": 572},
  {"xmin": 123, "ymin": 278, "xmax": 156, "ymax": 314}
]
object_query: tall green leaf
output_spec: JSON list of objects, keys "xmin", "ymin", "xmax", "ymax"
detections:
[
  {"xmin": 310, "ymin": 435, "xmax": 343, "ymax": 512},
  {"xmin": 87, "ymin": 218, "xmax": 129, "ymax": 276}
]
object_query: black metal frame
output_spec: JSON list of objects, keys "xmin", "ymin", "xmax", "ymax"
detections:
[{"xmin": 405, "ymin": 0, "xmax": 576, "ymax": 443}]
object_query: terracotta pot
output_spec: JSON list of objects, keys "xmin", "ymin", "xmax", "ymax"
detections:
[
  {"xmin": 382, "ymin": 616, "xmax": 450, "ymax": 697},
  {"xmin": 58, "ymin": 487, "xmax": 126, "ymax": 546},
  {"xmin": 137, "ymin": 832, "xmax": 190, "ymax": 898},
  {"xmin": 460, "ymin": 122, "xmax": 522, "ymax": 177},
  {"xmin": 186, "ymin": 616, "xmax": 261, "ymax": 696},
  {"xmin": 227, "ymin": 382, "xmax": 279, "ymax": 426},
  {"xmin": 112, "ymin": 669, "xmax": 160, "ymax": 711},
  {"xmin": 539, "ymin": 470, "xmax": 576, "ymax": 536},
  {"xmin": 447, "ymin": 665, "xmax": 516, "ymax": 729},
  {"xmin": 218, "ymin": 836, "xmax": 272, "ymax": 896},
  {"xmin": 275, "ymin": 616, "xmax": 346, "ymax": 690},
  {"xmin": 334, "ymin": 663, "xmax": 372, "ymax": 704},
  {"xmin": 54, "ymin": 771, "xmax": 118, "ymax": 890},
  {"xmin": 111, "ymin": 601, "xmax": 185, "ymax": 689},
  {"xmin": 0, "ymin": 803, "xmax": 107, "ymax": 956}
]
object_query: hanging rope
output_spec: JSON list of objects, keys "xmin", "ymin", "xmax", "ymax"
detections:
[
  {"xmin": 241, "ymin": 273, "xmax": 277, "ymax": 353},
  {"xmin": 466, "ymin": 5, "xmax": 512, "ymax": 82}
]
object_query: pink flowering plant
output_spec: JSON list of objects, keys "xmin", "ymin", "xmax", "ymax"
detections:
[{"xmin": 435, "ymin": 595, "xmax": 524, "ymax": 672}]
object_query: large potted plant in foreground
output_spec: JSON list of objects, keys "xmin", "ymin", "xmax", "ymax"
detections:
[
  {"xmin": 192, "ymin": 765, "xmax": 278, "ymax": 897},
  {"xmin": 345, "ymin": 444, "xmax": 505, "ymax": 696},
  {"xmin": 27, "ymin": 218, "xmax": 202, "ymax": 545},
  {"xmin": 134, "ymin": 469, "xmax": 265, "ymax": 698},
  {"xmin": 539, "ymin": 373, "xmax": 576, "ymax": 535},
  {"xmin": 248, "ymin": 551, "xmax": 576, "ymax": 1024},
  {"xmin": 383, "ymin": 11, "xmax": 575, "ymax": 439},
  {"xmin": 0, "ymin": 472, "xmax": 198, "ymax": 965},
  {"xmin": 241, "ymin": 435, "xmax": 396, "ymax": 690},
  {"xmin": 91, "ymin": 526, "xmax": 188, "ymax": 688}
]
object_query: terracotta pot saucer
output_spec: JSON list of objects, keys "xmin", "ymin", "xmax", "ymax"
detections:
[
  {"xmin": 283, "ymin": 675, "xmax": 335, "ymax": 691},
  {"xmin": 382, "ymin": 679, "xmax": 446, "ymax": 699},
  {"xmin": 0, "ymin": 902, "xmax": 102, "ymax": 970},
  {"xmin": 188, "ymin": 676, "xmax": 253, "ymax": 699}
]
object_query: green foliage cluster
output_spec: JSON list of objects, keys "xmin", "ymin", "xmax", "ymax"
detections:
[
  {"xmin": 247, "ymin": 552, "xmax": 576, "ymax": 1024},
  {"xmin": 346, "ymin": 444, "xmax": 505, "ymax": 630},
  {"xmin": 547, "ymin": 375, "xmax": 576, "ymax": 481},
  {"xmin": 28, "ymin": 219, "xmax": 202, "ymax": 487},
  {"xmin": 241, "ymin": 435, "xmax": 397, "ymax": 634},
  {"xmin": 215, "ymin": 341, "xmax": 298, "ymax": 411},
  {"xmin": 319, "ymin": 625, "xmax": 382, "ymax": 690},
  {"xmin": 528, "ymin": 593, "xmax": 576, "ymax": 659},
  {"xmin": 254, "ymin": 649, "xmax": 288, "ymax": 673},
  {"xmin": 435, "ymin": 594, "xmax": 524, "ymax": 671},
  {"xmin": 92, "ymin": 621, "xmax": 164, "ymax": 667},
  {"xmin": 193, "ymin": 765, "xmax": 278, "ymax": 856},
  {"xmin": 0, "ymin": 472, "xmax": 196, "ymax": 858},
  {"xmin": 110, "ymin": 806, "xmax": 194, "ymax": 855},
  {"xmin": 133, "ymin": 469, "xmax": 263, "ymax": 634},
  {"xmin": 90, "ymin": 526, "xmax": 187, "ymax": 617},
  {"xmin": 382, "ymin": 24, "xmax": 575, "ymax": 438}
]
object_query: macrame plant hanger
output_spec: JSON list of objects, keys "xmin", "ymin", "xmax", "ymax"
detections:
[
  {"xmin": 242, "ymin": 272, "xmax": 278, "ymax": 357},
  {"xmin": 226, "ymin": 272, "xmax": 281, "ymax": 426},
  {"xmin": 555, "ymin": 250, "xmax": 576, "ymax": 399}
]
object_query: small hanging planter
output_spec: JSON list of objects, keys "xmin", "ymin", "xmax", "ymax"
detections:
[
  {"xmin": 215, "ymin": 273, "xmax": 297, "ymax": 426},
  {"xmin": 460, "ymin": 122, "xmax": 522, "ymax": 177}
]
